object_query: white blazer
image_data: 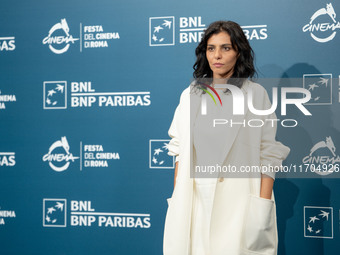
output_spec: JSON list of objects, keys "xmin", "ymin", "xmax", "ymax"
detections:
[{"xmin": 163, "ymin": 80, "xmax": 290, "ymax": 255}]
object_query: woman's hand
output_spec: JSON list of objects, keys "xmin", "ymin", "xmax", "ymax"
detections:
[
  {"xmin": 260, "ymin": 173, "xmax": 274, "ymax": 199},
  {"xmin": 174, "ymin": 161, "xmax": 178, "ymax": 190}
]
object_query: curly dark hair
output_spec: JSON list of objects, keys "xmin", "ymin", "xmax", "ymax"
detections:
[{"xmin": 193, "ymin": 20, "xmax": 256, "ymax": 88}]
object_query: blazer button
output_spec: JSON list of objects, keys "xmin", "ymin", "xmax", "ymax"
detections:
[{"xmin": 219, "ymin": 177, "xmax": 224, "ymax": 182}]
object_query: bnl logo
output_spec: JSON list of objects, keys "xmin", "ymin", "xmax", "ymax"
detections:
[
  {"xmin": 303, "ymin": 74, "xmax": 332, "ymax": 105},
  {"xmin": 304, "ymin": 206, "xmax": 333, "ymax": 238},
  {"xmin": 43, "ymin": 199, "xmax": 67, "ymax": 227},
  {"xmin": 43, "ymin": 81, "xmax": 67, "ymax": 109},
  {"xmin": 149, "ymin": 139, "xmax": 175, "ymax": 169},
  {"xmin": 149, "ymin": 17, "xmax": 175, "ymax": 46}
]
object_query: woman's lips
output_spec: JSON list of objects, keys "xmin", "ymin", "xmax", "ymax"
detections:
[{"xmin": 213, "ymin": 63, "xmax": 224, "ymax": 67}]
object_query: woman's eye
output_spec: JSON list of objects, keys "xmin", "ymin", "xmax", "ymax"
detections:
[
  {"xmin": 223, "ymin": 47, "xmax": 230, "ymax": 51},
  {"xmin": 207, "ymin": 47, "xmax": 214, "ymax": 51}
]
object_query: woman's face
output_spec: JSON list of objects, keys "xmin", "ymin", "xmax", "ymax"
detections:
[{"xmin": 206, "ymin": 31, "xmax": 239, "ymax": 79}]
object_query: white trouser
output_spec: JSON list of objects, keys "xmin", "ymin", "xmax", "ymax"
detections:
[{"xmin": 190, "ymin": 178, "xmax": 217, "ymax": 255}]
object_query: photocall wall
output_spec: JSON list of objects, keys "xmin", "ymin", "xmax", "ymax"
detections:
[{"xmin": 1, "ymin": 0, "xmax": 340, "ymax": 254}]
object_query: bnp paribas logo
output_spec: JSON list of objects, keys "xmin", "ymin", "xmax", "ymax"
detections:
[
  {"xmin": 43, "ymin": 81, "xmax": 67, "ymax": 109},
  {"xmin": 149, "ymin": 139, "xmax": 175, "ymax": 169},
  {"xmin": 149, "ymin": 17, "xmax": 175, "ymax": 46},
  {"xmin": 43, "ymin": 199, "xmax": 67, "ymax": 227},
  {"xmin": 303, "ymin": 74, "xmax": 332, "ymax": 105},
  {"xmin": 304, "ymin": 206, "xmax": 333, "ymax": 238}
]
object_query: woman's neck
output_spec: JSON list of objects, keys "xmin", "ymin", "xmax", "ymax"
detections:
[{"xmin": 212, "ymin": 78, "xmax": 228, "ymax": 88}]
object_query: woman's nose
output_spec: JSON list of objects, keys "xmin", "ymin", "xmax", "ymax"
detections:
[{"xmin": 214, "ymin": 48, "xmax": 222, "ymax": 59}]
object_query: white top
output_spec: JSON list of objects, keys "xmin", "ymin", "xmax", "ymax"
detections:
[
  {"xmin": 193, "ymin": 87, "xmax": 234, "ymax": 179},
  {"xmin": 191, "ymin": 88, "xmax": 234, "ymax": 254}
]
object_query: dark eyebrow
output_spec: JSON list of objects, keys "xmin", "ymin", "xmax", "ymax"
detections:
[{"xmin": 207, "ymin": 43, "xmax": 232, "ymax": 47}]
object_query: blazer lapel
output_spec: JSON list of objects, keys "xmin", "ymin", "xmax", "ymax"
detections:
[
  {"xmin": 188, "ymin": 82, "xmax": 250, "ymax": 167},
  {"xmin": 189, "ymin": 85, "xmax": 201, "ymax": 180},
  {"xmin": 218, "ymin": 83, "xmax": 249, "ymax": 166}
]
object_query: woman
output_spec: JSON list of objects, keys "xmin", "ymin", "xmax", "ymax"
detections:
[{"xmin": 163, "ymin": 21, "xmax": 290, "ymax": 255}]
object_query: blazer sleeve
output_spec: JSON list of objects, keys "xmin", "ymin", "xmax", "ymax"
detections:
[
  {"xmin": 167, "ymin": 102, "xmax": 181, "ymax": 163},
  {"xmin": 260, "ymin": 89, "xmax": 290, "ymax": 180}
]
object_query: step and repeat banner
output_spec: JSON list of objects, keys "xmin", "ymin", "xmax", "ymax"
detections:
[{"xmin": 1, "ymin": 0, "xmax": 340, "ymax": 254}]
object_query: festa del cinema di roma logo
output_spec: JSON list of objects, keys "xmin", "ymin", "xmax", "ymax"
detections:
[
  {"xmin": 42, "ymin": 136, "xmax": 79, "ymax": 172},
  {"xmin": 302, "ymin": 3, "xmax": 340, "ymax": 43},
  {"xmin": 42, "ymin": 18, "xmax": 79, "ymax": 54},
  {"xmin": 42, "ymin": 136, "xmax": 120, "ymax": 171},
  {"xmin": 0, "ymin": 206, "xmax": 16, "ymax": 225},
  {"xmin": 42, "ymin": 18, "xmax": 120, "ymax": 54},
  {"xmin": 302, "ymin": 136, "xmax": 340, "ymax": 175}
]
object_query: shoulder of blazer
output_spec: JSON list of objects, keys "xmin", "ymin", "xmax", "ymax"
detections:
[
  {"xmin": 180, "ymin": 86, "xmax": 191, "ymax": 98},
  {"xmin": 178, "ymin": 83, "xmax": 194, "ymax": 104}
]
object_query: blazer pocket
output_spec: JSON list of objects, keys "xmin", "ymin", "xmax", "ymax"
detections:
[{"xmin": 240, "ymin": 194, "xmax": 277, "ymax": 255}]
